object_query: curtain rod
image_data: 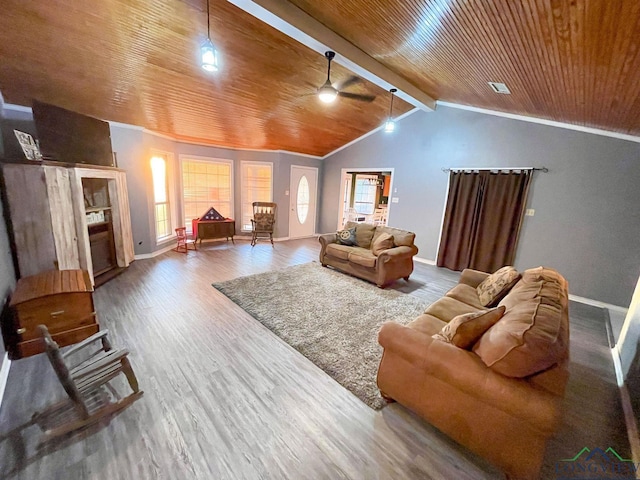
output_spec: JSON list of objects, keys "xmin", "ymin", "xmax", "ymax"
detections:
[{"xmin": 441, "ymin": 166, "xmax": 549, "ymax": 173}]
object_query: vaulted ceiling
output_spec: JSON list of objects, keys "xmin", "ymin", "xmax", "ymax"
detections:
[{"xmin": 0, "ymin": 0, "xmax": 638, "ymax": 157}]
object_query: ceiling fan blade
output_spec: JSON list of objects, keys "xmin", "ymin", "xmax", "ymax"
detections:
[
  {"xmin": 333, "ymin": 75, "xmax": 362, "ymax": 91},
  {"xmin": 337, "ymin": 91, "xmax": 376, "ymax": 102}
]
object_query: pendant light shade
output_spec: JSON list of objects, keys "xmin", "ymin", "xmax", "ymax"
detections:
[
  {"xmin": 201, "ymin": 1, "xmax": 219, "ymax": 72},
  {"xmin": 384, "ymin": 88, "xmax": 397, "ymax": 133},
  {"xmin": 201, "ymin": 39, "xmax": 219, "ymax": 72},
  {"xmin": 383, "ymin": 118, "xmax": 396, "ymax": 133}
]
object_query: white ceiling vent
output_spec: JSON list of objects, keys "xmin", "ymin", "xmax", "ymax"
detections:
[{"xmin": 488, "ymin": 82, "xmax": 511, "ymax": 94}]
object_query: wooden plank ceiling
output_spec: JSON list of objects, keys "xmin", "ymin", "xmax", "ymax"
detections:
[
  {"xmin": 0, "ymin": 0, "xmax": 412, "ymax": 157},
  {"xmin": 1, "ymin": 0, "xmax": 639, "ymax": 158},
  {"xmin": 288, "ymin": 0, "xmax": 640, "ymax": 138}
]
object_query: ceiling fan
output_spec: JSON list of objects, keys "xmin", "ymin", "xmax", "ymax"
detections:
[{"xmin": 316, "ymin": 51, "xmax": 376, "ymax": 104}]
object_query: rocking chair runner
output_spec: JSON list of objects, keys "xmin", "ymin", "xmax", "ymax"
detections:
[
  {"xmin": 34, "ymin": 325, "xmax": 143, "ymax": 437},
  {"xmin": 251, "ymin": 202, "xmax": 277, "ymax": 246}
]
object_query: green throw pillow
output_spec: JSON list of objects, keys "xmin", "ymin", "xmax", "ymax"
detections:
[{"xmin": 336, "ymin": 227, "xmax": 357, "ymax": 246}]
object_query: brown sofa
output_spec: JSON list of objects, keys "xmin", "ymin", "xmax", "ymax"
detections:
[
  {"xmin": 318, "ymin": 222, "xmax": 418, "ymax": 287},
  {"xmin": 377, "ymin": 266, "xmax": 570, "ymax": 479}
]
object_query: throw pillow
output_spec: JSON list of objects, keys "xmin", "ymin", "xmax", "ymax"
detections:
[
  {"xmin": 371, "ymin": 232, "xmax": 394, "ymax": 256},
  {"xmin": 476, "ymin": 266, "xmax": 521, "ymax": 307},
  {"xmin": 336, "ymin": 227, "xmax": 357, "ymax": 246},
  {"xmin": 432, "ymin": 306, "xmax": 506, "ymax": 350}
]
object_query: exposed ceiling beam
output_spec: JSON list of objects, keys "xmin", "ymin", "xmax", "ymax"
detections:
[{"xmin": 227, "ymin": 0, "xmax": 437, "ymax": 112}]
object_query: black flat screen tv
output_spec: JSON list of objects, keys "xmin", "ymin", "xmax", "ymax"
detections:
[{"xmin": 32, "ymin": 100, "xmax": 114, "ymax": 166}]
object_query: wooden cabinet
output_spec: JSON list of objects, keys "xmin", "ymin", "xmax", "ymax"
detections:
[
  {"xmin": 6, "ymin": 270, "xmax": 99, "ymax": 359},
  {"xmin": 0, "ymin": 162, "xmax": 134, "ymax": 285}
]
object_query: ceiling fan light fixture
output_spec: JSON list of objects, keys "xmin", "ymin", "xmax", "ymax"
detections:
[
  {"xmin": 201, "ymin": 38, "xmax": 219, "ymax": 72},
  {"xmin": 201, "ymin": 0, "xmax": 219, "ymax": 73},
  {"xmin": 318, "ymin": 83, "xmax": 338, "ymax": 103}
]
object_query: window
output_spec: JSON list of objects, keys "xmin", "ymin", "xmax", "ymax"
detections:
[
  {"xmin": 241, "ymin": 162, "xmax": 273, "ymax": 231},
  {"xmin": 296, "ymin": 175, "xmax": 309, "ymax": 224},
  {"xmin": 353, "ymin": 175, "xmax": 378, "ymax": 215},
  {"xmin": 151, "ymin": 155, "xmax": 172, "ymax": 240},
  {"xmin": 181, "ymin": 157, "xmax": 233, "ymax": 232}
]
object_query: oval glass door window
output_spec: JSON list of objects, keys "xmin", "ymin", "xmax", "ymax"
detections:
[{"xmin": 296, "ymin": 175, "xmax": 310, "ymax": 224}]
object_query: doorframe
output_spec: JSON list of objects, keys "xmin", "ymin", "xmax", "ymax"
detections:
[
  {"xmin": 289, "ymin": 165, "xmax": 319, "ymax": 239},
  {"xmin": 337, "ymin": 167, "xmax": 395, "ymax": 230}
]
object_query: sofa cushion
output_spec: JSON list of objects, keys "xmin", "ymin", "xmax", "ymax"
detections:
[
  {"xmin": 371, "ymin": 232, "xmax": 394, "ymax": 256},
  {"xmin": 424, "ymin": 296, "xmax": 480, "ymax": 323},
  {"xmin": 336, "ymin": 227, "xmax": 357, "ymax": 246},
  {"xmin": 348, "ymin": 249, "xmax": 377, "ymax": 268},
  {"xmin": 354, "ymin": 223, "xmax": 376, "ymax": 248},
  {"xmin": 473, "ymin": 278, "xmax": 569, "ymax": 378},
  {"xmin": 408, "ymin": 314, "xmax": 447, "ymax": 336},
  {"xmin": 476, "ymin": 266, "xmax": 521, "ymax": 307},
  {"xmin": 325, "ymin": 243, "xmax": 352, "ymax": 260},
  {"xmin": 445, "ymin": 284, "xmax": 485, "ymax": 309},
  {"xmin": 373, "ymin": 226, "xmax": 415, "ymax": 247},
  {"xmin": 433, "ymin": 306, "xmax": 506, "ymax": 350}
]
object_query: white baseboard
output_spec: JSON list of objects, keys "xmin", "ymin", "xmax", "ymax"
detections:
[
  {"xmin": 568, "ymin": 294, "xmax": 628, "ymax": 315},
  {"xmin": 612, "ymin": 347, "xmax": 625, "ymax": 387},
  {"xmin": 134, "ymin": 243, "xmax": 176, "ymax": 260},
  {"xmin": 0, "ymin": 353, "xmax": 11, "ymax": 411},
  {"xmin": 414, "ymin": 256, "xmax": 436, "ymax": 266}
]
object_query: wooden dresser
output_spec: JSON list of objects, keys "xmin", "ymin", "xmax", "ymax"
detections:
[{"xmin": 6, "ymin": 270, "xmax": 99, "ymax": 359}]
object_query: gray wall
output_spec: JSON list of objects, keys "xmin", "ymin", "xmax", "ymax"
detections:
[
  {"xmin": 320, "ymin": 106, "xmax": 640, "ymax": 307},
  {"xmin": 110, "ymin": 125, "xmax": 323, "ymax": 256}
]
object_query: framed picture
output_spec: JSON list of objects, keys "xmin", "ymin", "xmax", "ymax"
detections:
[{"xmin": 13, "ymin": 129, "xmax": 43, "ymax": 160}]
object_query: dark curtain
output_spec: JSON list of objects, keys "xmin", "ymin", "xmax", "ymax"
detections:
[{"xmin": 437, "ymin": 170, "xmax": 532, "ymax": 273}]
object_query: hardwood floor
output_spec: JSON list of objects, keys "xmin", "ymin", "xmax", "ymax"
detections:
[{"xmin": 0, "ymin": 238, "xmax": 630, "ymax": 479}]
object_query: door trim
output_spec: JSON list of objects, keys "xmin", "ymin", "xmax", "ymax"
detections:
[{"xmin": 289, "ymin": 165, "xmax": 318, "ymax": 239}]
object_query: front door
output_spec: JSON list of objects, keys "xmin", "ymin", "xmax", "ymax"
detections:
[{"xmin": 289, "ymin": 165, "xmax": 318, "ymax": 239}]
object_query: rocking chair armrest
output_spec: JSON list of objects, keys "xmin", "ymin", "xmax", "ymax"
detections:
[
  {"xmin": 71, "ymin": 348, "xmax": 129, "ymax": 379},
  {"xmin": 62, "ymin": 330, "xmax": 110, "ymax": 359}
]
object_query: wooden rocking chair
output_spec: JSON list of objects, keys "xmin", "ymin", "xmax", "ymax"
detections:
[
  {"xmin": 250, "ymin": 202, "xmax": 277, "ymax": 246},
  {"xmin": 33, "ymin": 325, "xmax": 143, "ymax": 438}
]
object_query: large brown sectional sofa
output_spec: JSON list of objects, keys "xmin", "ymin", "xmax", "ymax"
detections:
[
  {"xmin": 318, "ymin": 221, "xmax": 418, "ymax": 287},
  {"xmin": 377, "ymin": 266, "xmax": 570, "ymax": 479}
]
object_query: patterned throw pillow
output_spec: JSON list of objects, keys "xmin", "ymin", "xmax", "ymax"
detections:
[
  {"xmin": 476, "ymin": 266, "xmax": 521, "ymax": 307},
  {"xmin": 371, "ymin": 233, "xmax": 394, "ymax": 256},
  {"xmin": 336, "ymin": 227, "xmax": 357, "ymax": 246},
  {"xmin": 432, "ymin": 306, "xmax": 506, "ymax": 350}
]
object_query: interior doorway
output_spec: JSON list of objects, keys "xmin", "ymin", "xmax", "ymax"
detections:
[
  {"xmin": 289, "ymin": 165, "xmax": 318, "ymax": 239},
  {"xmin": 337, "ymin": 168, "xmax": 394, "ymax": 229}
]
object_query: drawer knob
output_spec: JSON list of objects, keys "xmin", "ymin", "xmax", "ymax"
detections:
[{"xmin": 16, "ymin": 328, "xmax": 26, "ymax": 335}]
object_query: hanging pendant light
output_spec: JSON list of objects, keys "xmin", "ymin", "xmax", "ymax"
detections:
[
  {"xmin": 384, "ymin": 88, "xmax": 397, "ymax": 133},
  {"xmin": 201, "ymin": 0, "xmax": 219, "ymax": 72}
]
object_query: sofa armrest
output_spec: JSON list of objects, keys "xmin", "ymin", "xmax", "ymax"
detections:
[
  {"xmin": 459, "ymin": 268, "xmax": 489, "ymax": 288},
  {"xmin": 318, "ymin": 233, "xmax": 337, "ymax": 247},
  {"xmin": 377, "ymin": 245, "xmax": 418, "ymax": 262},
  {"xmin": 378, "ymin": 322, "xmax": 562, "ymax": 432}
]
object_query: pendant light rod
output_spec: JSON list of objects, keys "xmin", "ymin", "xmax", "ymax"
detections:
[
  {"xmin": 388, "ymin": 88, "xmax": 397, "ymax": 117},
  {"xmin": 206, "ymin": 0, "xmax": 210, "ymax": 38}
]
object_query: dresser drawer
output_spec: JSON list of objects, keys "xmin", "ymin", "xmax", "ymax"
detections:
[
  {"xmin": 14, "ymin": 293, "xmax": 95, "ymax": 341},
  {"xmin": 15, "ymin": 323, "xmax": 100, "ymax": 358}
]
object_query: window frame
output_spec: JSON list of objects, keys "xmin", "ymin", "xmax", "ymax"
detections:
[
  {"xmin": 178, "ymin": 155, "xmax": 234, "ymax": 234},
  {"xmin": 150, "ymin": 150, "xmax": 176, "ymax": 243},
  {"xmin": 240, "ymin": 161, "xmax": 273, "ymax": 232}
]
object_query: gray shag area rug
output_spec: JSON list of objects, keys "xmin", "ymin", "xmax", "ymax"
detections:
[{"xmin": 212, "ymin": 262, "xmax": 427, "ymax": 410}]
